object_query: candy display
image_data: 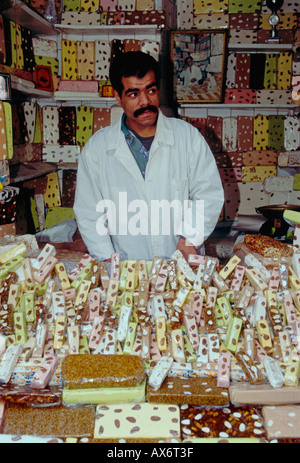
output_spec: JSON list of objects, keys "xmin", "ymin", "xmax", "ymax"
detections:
[{"xmin": 0, "ymin": 235, "xmax": 299, "ymax": 442}]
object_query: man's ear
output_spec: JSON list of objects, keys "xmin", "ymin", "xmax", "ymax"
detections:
[{"xmin": 114, "ymin": 89, "xmax": 122, "ymax": 106}]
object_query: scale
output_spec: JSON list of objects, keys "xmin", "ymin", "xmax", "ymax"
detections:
[
  {"xmin": 256, "ymin": 204, "xmax": 300, "ymax": 241},
  {"xmin": 266, "ymin": 0, "xmax": 284, "ymax": 42}
]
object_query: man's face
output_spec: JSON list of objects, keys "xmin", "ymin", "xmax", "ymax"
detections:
[
  {"xmin": 114, "ymin": 70, "xmax": 159, "ymax": 136},
  {"xmin": 186, "ymin": 58, "xmax": 193, "ymax": 68}
]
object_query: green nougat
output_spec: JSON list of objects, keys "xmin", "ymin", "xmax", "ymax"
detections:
[
  {"xmin": 217, "ymin": 296, "xmax": 233, "ymax": 326},
  {"xmin": 14, "ymin": 311, "xmax": 27, "ymax": 344},
  {"xmin": 224, "ymin": 317, "xmax": 243, "ymax": 353}
]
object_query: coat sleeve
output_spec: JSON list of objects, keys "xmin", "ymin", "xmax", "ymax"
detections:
[
  {"xmin": 178, "ymin": 123, "xmax": 224, "ymax": 248},
  {"xmin": 73, "ymin": 138, "xmax": 115, "ymax": 261}
]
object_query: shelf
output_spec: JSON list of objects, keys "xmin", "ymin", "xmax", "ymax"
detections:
[
  {"xmin": 53, "ymin": 91, "xmax": 117, "ymax": 106},
  {"xmin": 9, "ymin": 161, "xmax": 57, "ymax": 184},
  {"xmin": 177, "ymin": 102, "xmax": 299, "ymax": 117},
  {"xmin": 54, "ymin": 23, "xmax": 164, "ymax": 38},
  {"xmin": 228, "ymin": 43, "xmax": 293, "ymax": 53},
  {"xmin": 178, "ymin": 103, "xmax": 297, "ymax": 110},
  {"xmin": 0, "ymin": 0, "xmax": 57, "ymax": 36},
  {"xmin": 11, "ymin": 77, "xmax": 53, "ymax": 98}
]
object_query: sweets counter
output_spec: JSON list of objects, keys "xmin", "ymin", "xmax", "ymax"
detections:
[{"xmin": 0, "ymin": 233, "xmax": 300, "ymax": 443}]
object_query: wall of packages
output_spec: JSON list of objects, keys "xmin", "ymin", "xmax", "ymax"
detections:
[{"xmin": 0, "ymin": 0, "xmax": 299, "ymax": 444}]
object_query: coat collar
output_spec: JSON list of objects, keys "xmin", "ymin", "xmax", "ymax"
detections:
[{"xmin": 106, "ymin": 109, "xmax": 175, "ymax": 152}]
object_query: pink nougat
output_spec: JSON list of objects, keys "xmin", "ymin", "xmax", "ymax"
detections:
[
  {"xmin": 150, "ymin": 332, "xmax": 161, "ymax": 361},
  {"xmin": 183, "ymin": 312, "xmax": 199, "ymax": 351},
  {"xmin": 58, "ymin": 80, "xmax": 99, "ymax": 92},
  {"xmin": 268, "ymin": 266, "xmax": 281, "ymax": 291},
  {"xmin": 282, "ymin": 293, "xmax": 298, "ymax": 327},
  {"xmin": 88, "ymin": 289, "xmax": 102, "ymax": 321},
  {"xmin": 64, "ymin": 288, "xmax": 76, "ymax": 301},
  {"xmin": 154, "ymin": 262, "xmax": 168, "ymax": 293},
  {"xmin": 30, "ymin": 355, "xmax": 59, "ymax": 389},
  {"xmin": 187, "ymin": 254, "xmax": 206, "ymax": 267},
  {"xmin": 217, "ymin": 352, "xmax": 231, "ymax": 388},
  {"xmin": 34, "ymin": 256, "xmax": 58, "ymax": 283},
  {"xmin": 110, "ymin": 253, "xmax": 121, "ymax": 280},
  {"xmin": 68, "ymin": 254, "xmax": 93, "ymax": 281},
  {"xmin": 230, "ymin": 265, "xmax": 246, "ymax": 294},
  {"xmin": 188, "ymin": 292, "xmax": 204, "ymax": 326},
  {"xmin": 88, "ymin": 315, "xmax": 106, "ymax": 350}
]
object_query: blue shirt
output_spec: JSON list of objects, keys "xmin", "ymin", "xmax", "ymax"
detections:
[{"xmin": 121, "ymin": 113, "xmax": 153, "ymax": 178}]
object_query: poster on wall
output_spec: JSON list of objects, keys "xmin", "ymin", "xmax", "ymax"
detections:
[{"xmin": 171, "ymin": 30, "xmax": 227, "ymax": 104}]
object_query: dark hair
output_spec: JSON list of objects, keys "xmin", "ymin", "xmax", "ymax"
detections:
[
  {"xmin": 185, "ymin": 56, "xmax": 193, "ymax": 65},
  {"xmin": 109, "ymin": 51, "xmax": 161, "ymax": 97}
]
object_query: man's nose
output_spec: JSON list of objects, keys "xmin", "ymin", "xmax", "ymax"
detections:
[{"xmin": 139, "ymin": 90, "xmax": 151, "ymax": 105}]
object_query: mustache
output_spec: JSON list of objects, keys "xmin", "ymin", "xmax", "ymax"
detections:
[{"xmin": 134, "ymin": 105, "xmax": 158, "ymax": 118}]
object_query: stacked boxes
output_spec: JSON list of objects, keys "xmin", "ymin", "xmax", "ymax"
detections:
[
  {"xmin": 187, "ymin": 114, "xmax": 300, "ymax": 221},
  {"xmin": 177, "ymin": 0, "xmax": 300, "ymax": 225}
]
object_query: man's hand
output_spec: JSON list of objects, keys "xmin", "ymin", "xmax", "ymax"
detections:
[{"xmin": 176, "ymin": 236, "xmax": 198, "ymax": 261}]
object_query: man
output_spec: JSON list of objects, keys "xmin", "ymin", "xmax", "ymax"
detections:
[
  {"xmin": 180, "ymin": 56, "xmax": 203, "ymax": 87},
  {"xmin": 74, "ymin": 51, "xmax": 224, "ymax": 261}
]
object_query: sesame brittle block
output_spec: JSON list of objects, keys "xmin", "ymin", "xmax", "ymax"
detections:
[
  {"xmin": 62, "ymin": 354, "xmax": 146, "ymax": 389},
  {"xmin": 180, "ymin": 405, "xmax": 267, "ymax": 439},
  {"xmin": 2, "ymin": 404, "xmax": 95, "ymax": 438},
  {"xmin": 147, "ymin": 376, "xmax": 229, "ymax": 406},
  {"xmin": 94, "ymin": 403, "xmax": 180, "ymax": 440},
  {"xmin": 244, "ymin": 234, "xmax": 293, "ymax": 258}
]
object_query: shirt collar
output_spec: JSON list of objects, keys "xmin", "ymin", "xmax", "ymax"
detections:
[
  {"xmin": 108, "ymin": 109, "xmax": 175, "ymax": 150},
  {"xmin": 121, "ymin": 113, "xmax": 134, "ymax": 145}
]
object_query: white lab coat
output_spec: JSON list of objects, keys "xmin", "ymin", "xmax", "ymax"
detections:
[
  {"xmin": 180, "ymin": 65, "xmax": 203, "ymax": 86},
  {"xmin": 74, "ymin": 110, "xmax": 224, "ymax": 261}
]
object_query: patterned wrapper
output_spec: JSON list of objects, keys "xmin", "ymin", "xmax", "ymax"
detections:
[{"xmin": 58, "ymin": 107, "xmax": 77, "ymax": 145}]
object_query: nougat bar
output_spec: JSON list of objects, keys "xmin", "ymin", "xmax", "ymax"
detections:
[
  {"xmin": 217, "ymin": 351, "xmax": 231, "ymax": 388},
  {"xmin": 180, "ymin": 404, "xmax": 267, "ymax": 439},
  {"xmin": 235, "ymin": 350, "xmax": 264, "ymax": 384},
  {"xmin": 230, "ymin": 382, "xmax": 300, "ymax": 406},
  {"xmin": 62, "ymin": 355, "xmax": 146, "ymax": 389},
  {"xmin": 147, "ymin": 376, "xmax": 229, "ymax": 406},
  {"xmin": 148, "ymin": 355, "xmax": 173, "ymax": 391},
  {"xmin": 94, "ymin": 403, "xmax": 180, "ymax": 440},
  {"xmin": 263, "ymin": 405, "xmax": 300, "ymax": 440},
  {"xmin": 30, "ymin": 355, "xmax": 59, "ymax": 389},
  {"xmin": 0, "ymin": 344, "xmax": 22, "ymax": 383},
  {"xmin": 2, "ymin": 404, "xmax": 95, "ymax": 438},
  {"xmin": 63, "ymin": 379, "xmax": 146, "ymax": 405}
]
